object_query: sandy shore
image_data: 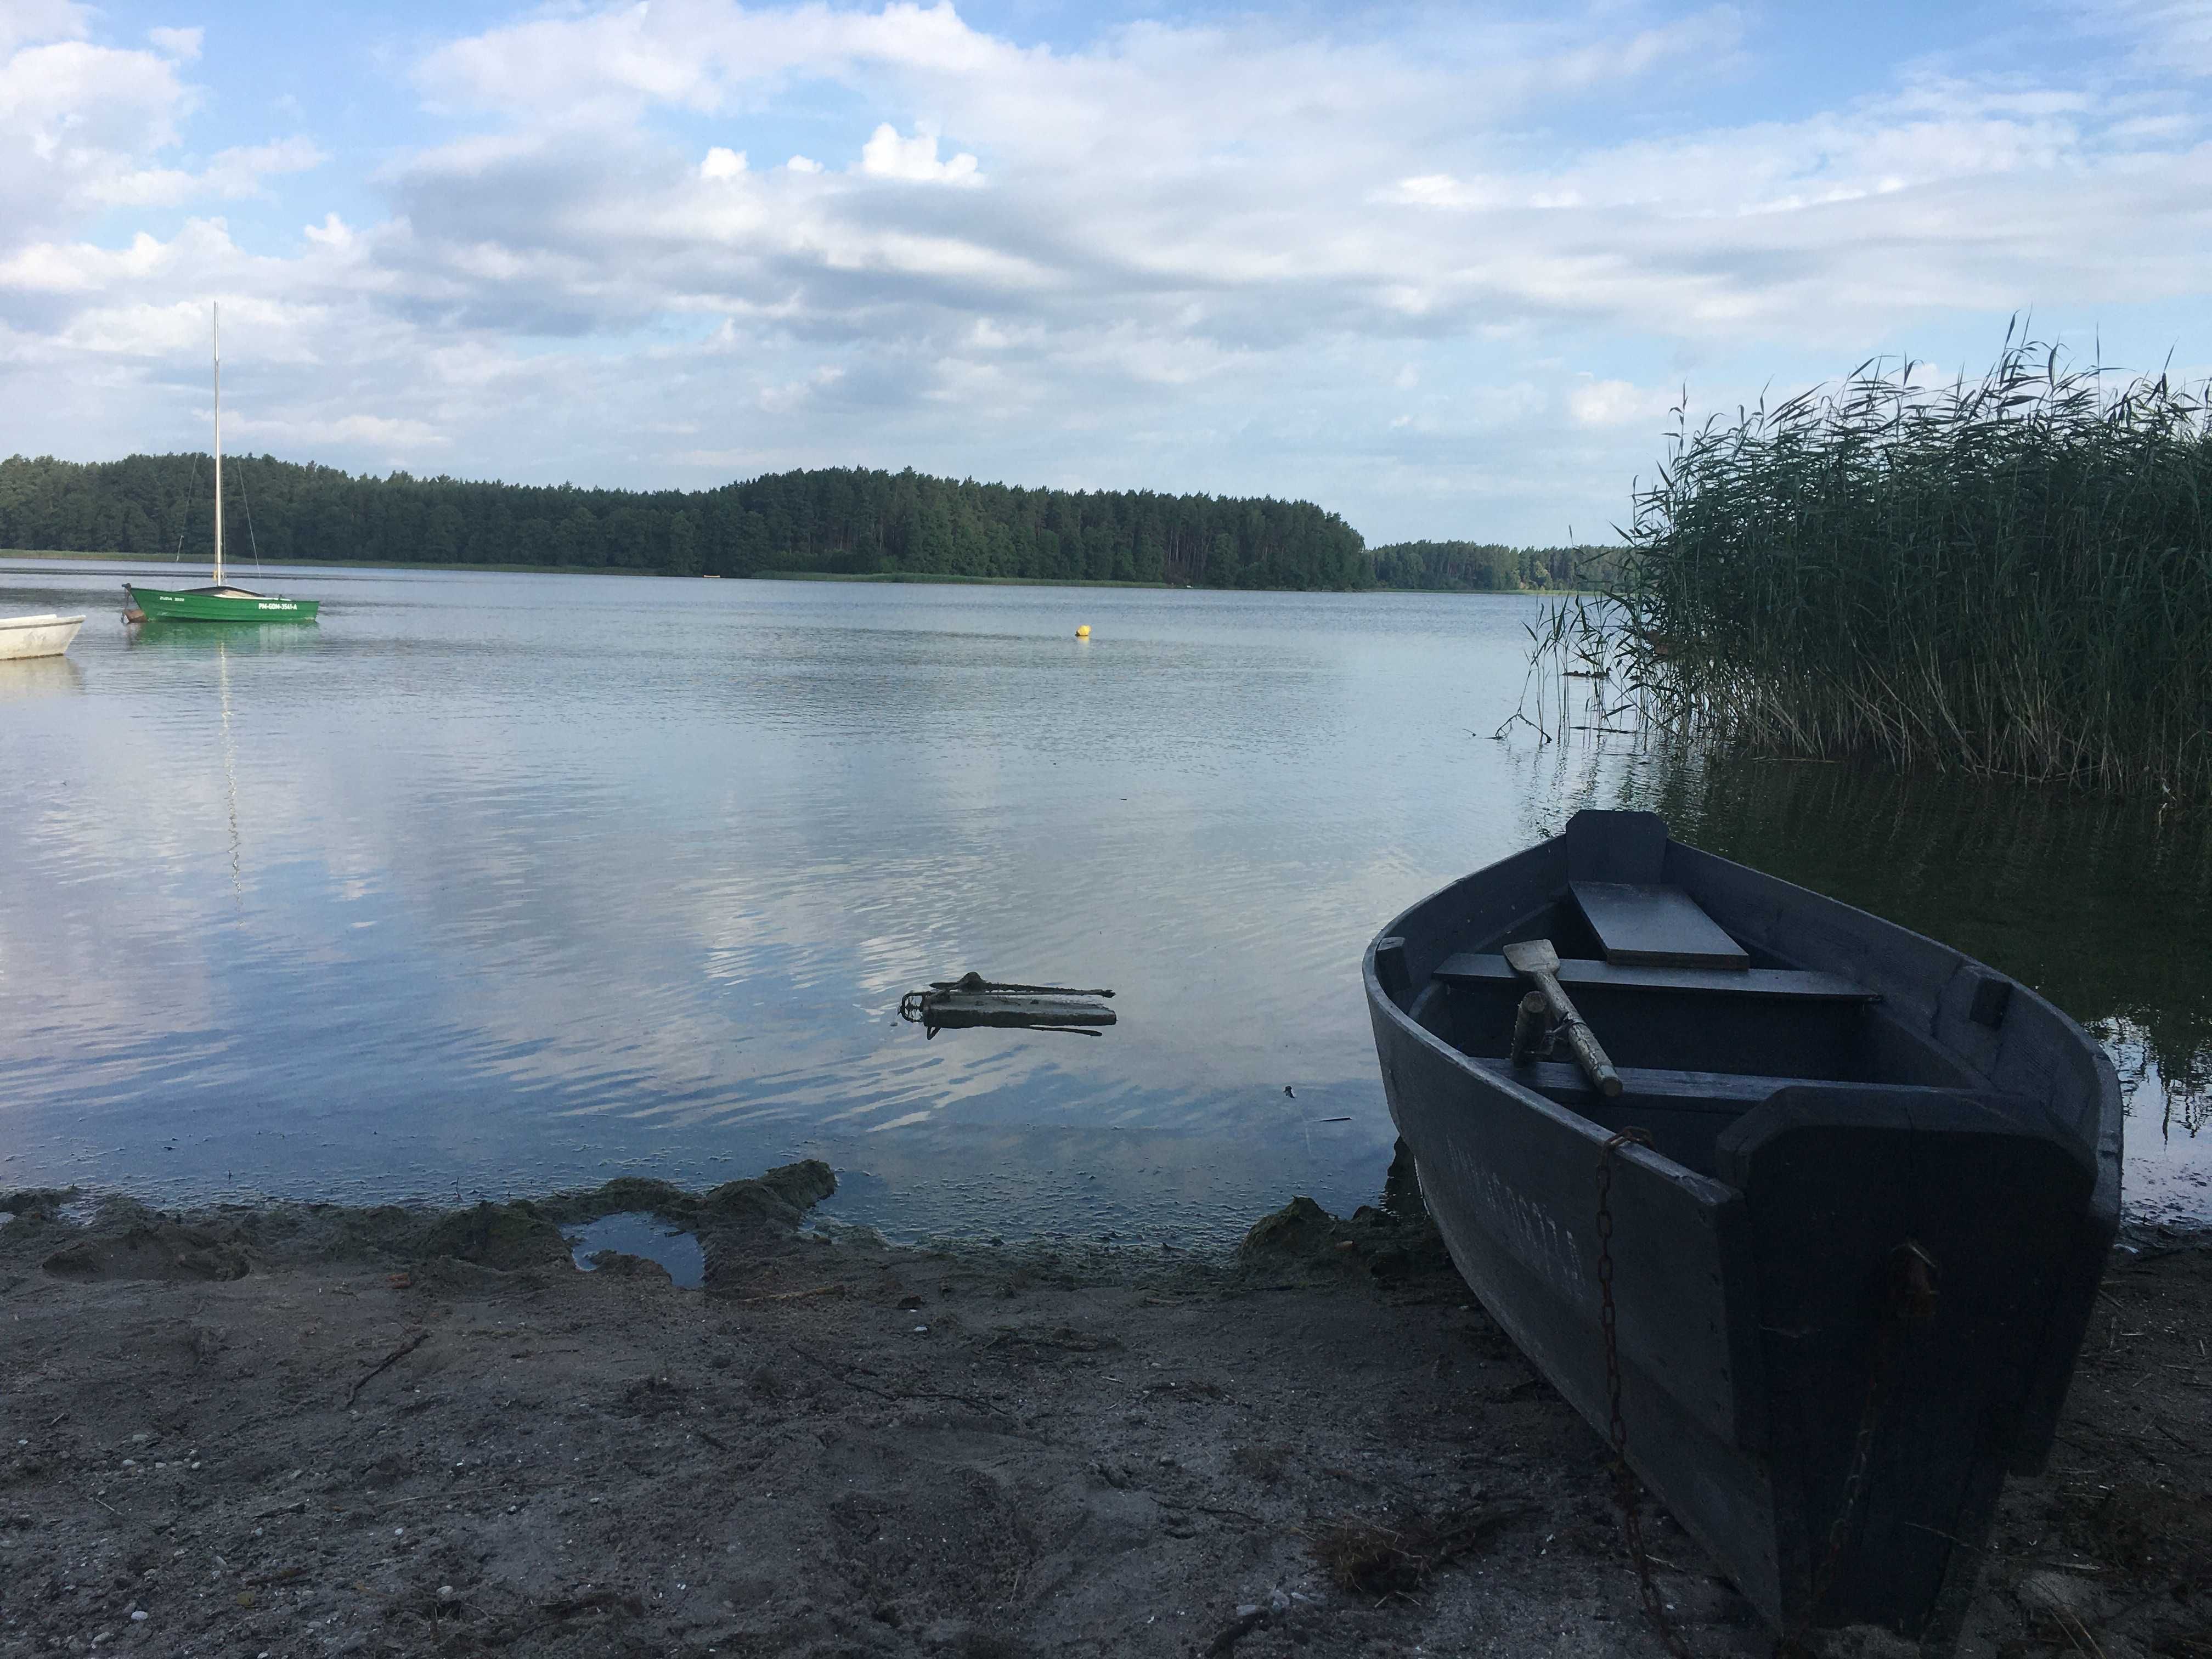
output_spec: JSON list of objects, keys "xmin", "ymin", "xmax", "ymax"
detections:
[{"xmin": 1, "ymin": 1167, "xmax": 2204, "ymax": 1658}]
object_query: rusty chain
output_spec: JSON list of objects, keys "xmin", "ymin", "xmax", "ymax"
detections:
[{"xmin": 1596, "ymin": 1126, "xmax": 1695, "ymax": 1659}]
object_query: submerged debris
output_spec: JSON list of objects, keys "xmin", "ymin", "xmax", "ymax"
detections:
[{"xmin": 899, "ymin": 971, "xmax": 1117, "ymax": 1038}]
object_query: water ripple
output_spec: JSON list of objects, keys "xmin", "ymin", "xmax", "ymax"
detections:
[{"xmin": 0, "ymin": 563, "xmax": 2203, "ymax": 1242}]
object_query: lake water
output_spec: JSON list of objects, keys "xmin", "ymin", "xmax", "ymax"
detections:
[{"xmin": 1, "ymin": 562, "xmax": 2205, "ymax": 1245}]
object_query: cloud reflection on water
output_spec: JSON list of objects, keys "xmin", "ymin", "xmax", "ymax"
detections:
[{"xmin": 0, "ymin": 565, "xmax": 2203, "ymax": 1242}]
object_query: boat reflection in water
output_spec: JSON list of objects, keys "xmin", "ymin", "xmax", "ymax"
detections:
[
  {"xmin": 1513, "ymin": 725, "xmax": 2210, "ymax": 1231},
  {"xmin": 0, "ymin": 654, "xmax": 84, "ymax": 699},
  {"xmin": 123, "ymin": 616, "xmax": 323, "ymax": 654},
  {"xmin": 123, "ymin": 625, "xmax": 285, "ymax": 901}
]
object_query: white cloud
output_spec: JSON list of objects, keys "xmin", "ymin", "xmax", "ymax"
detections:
[
  {"xmin": 1568, "ymin": 377, "xmax": 1673, "ymax": 428},
  {"xmin": 0, "ymin": 38, "xmax": 196, "ymax": 225},
  {"xmin": 146, "ymin": 25, "xmax": 200, "ymax": 59},
  {"xmin": 758, "ymin": 365, "xmax": 845, "ymax": 414},
  {"xmin": 232, "ymin": 411, "xmax": 447, "ymax": 451},
  {"xmin": 1387, "ymin": 173, "xmax": 1514, "ymax": 210},
  {"xmin": 0, "ymin": 229, "xmax": 177, "ymax": 294},
  {"xmin": 416, "ymin": 0, "xmax": 1014, "ymax": 115},
  {"xmin": 2099, "ymin": 0, "xmax": 2212, "ymax": 76},
  {"xmin": 5, "ymin": 1, "xmax": 2212, "ymax": 543},
  {"xmin": 0, "ymin": 0, "xmax": 84, "ymax": 53},
  {"xmin": 90, "ymin": 135, "xmax": 326, "ymax": 207},
  {"xmin": 856, "ymin": 123, "xmax": 979, "ymax": 184},
  {"xmin": 0, "ymin": 16, "xmax": 316, "ymax": 262}
]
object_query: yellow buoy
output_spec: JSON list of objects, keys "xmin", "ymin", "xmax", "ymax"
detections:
[{"xmin": 1075, "ymin": 624, "xmax": 1091, "ymax": 639}]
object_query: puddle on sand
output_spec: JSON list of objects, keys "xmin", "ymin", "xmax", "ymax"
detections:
[
  {"xmin": 58, "ymin": 1198, "xmax": 101, "ymax": 1228},
  {"xmin": 560, "ymin": 1212, "xmax": 704, "ymax": 1288}
]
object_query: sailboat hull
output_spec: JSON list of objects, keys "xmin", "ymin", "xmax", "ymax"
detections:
[{"xmin": 126, "ymin": 585, "xmax": 319, "ymax": 622}]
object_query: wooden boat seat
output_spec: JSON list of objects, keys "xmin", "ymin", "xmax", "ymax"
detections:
[
  {"xmin": 1472, "ymin": 1059, "xmax": 2040, "ymax": 1181},
  {"xmin": 1436, "ymin": 953, "xmax": 1876, "ymax": 1003},
  {"xmin": 1571, "ymin": 881, "xmax": 1750, "ymax": 969},
  {"xmin": 1474, "ymin": 1057, "xmax": 1934, "ymax": 1114}
]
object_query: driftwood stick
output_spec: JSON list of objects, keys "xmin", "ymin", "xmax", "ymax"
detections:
[
  {"xmin": 346, "ymin": 1330, "xmax": 429, "ymax": 1407},
  {"xmin": 782, "ymin": 1342, "xmax": 1006, "ymax": 1414},
  {"xmin": 733, "ymin": 1283, "xmax": 846, "ymax": 1306}
]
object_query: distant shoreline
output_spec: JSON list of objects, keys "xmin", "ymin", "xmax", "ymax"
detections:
[
  {"xmin": 0, "ymin": 548, "xmax": 646, "ymax": 578},
  {"xmin": 1, "ymin": 548, "xmax": 1575, "ymax": 596},
  {"xmin": 752, "ymin": 569, "xmax": 1181, "ymax": 588}
]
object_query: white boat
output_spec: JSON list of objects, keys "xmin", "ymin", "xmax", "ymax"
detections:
[{"xmin": 0, "ymin": 613, "xmax": 84, "ymax": 661}]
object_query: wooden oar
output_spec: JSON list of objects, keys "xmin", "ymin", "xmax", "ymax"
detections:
[{"xmin": 1503, "ymin": 938, "xmax": 1623, "ymax": 1099}]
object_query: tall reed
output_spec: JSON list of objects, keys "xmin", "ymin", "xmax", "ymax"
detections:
[{"xmin": 1563, "ymin": 332, "xmax": 2212, "ymax": 798}]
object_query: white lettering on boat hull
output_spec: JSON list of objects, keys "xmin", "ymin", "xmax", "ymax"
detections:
[{"xmin": 1440, "ymin": 1137, "xmax": 1589, "ymax": 1301}]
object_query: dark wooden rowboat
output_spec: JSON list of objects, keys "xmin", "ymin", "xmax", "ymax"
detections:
[{"xmin": 1363, "ymin": 810, "xmax": 2120, "ymax": 1643}]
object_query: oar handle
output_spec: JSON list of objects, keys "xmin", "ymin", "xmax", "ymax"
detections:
[
  {"xmin": 1529, "ymin": 969, "xmax": 1624, "ymax": 1099},
  {"xmin": 1560, "ymin": 1010, "xmax": 1624, "ymax": 1100}
]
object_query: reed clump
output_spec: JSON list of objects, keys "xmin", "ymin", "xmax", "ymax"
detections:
[{"xmin": 1569, "ymin": 334, "xmax": 2212, "ymax": 798}]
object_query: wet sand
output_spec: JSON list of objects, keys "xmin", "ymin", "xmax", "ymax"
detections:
[{"xmin": 1, "ymin": 1169, "xmax": 2204, "ymax": 1658}]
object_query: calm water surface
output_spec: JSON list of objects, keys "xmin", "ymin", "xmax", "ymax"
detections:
[{"xmin": 1, "ymin": 563, "xmax": 2205, "ymax": 1244}]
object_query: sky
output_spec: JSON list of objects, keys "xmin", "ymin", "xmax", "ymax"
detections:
[{"xmin": 3, "ymin": 0, "xmax": 2210, "ymax": 546}]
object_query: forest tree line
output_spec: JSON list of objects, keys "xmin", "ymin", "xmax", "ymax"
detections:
[
  {"xmin": 0, "ymin": 451, "xmax": 1617, "ymax": 591},
  {"xmin": 0, "ymin": 453, "xmax": 1373, "ymax": 589},
  {"xmin": 1366, "ymin": 539, "xmax": 1624, "ymax": 591}
]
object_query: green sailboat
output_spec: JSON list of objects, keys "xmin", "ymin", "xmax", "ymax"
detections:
[{"xmin": 127, "ymin": 305, "xmax": 319, "ymax": 624}]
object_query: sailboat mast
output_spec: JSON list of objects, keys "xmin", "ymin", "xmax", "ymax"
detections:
[{"xmin": 211, "ymin": 303, "xmax": 223, "ymax": 587}]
